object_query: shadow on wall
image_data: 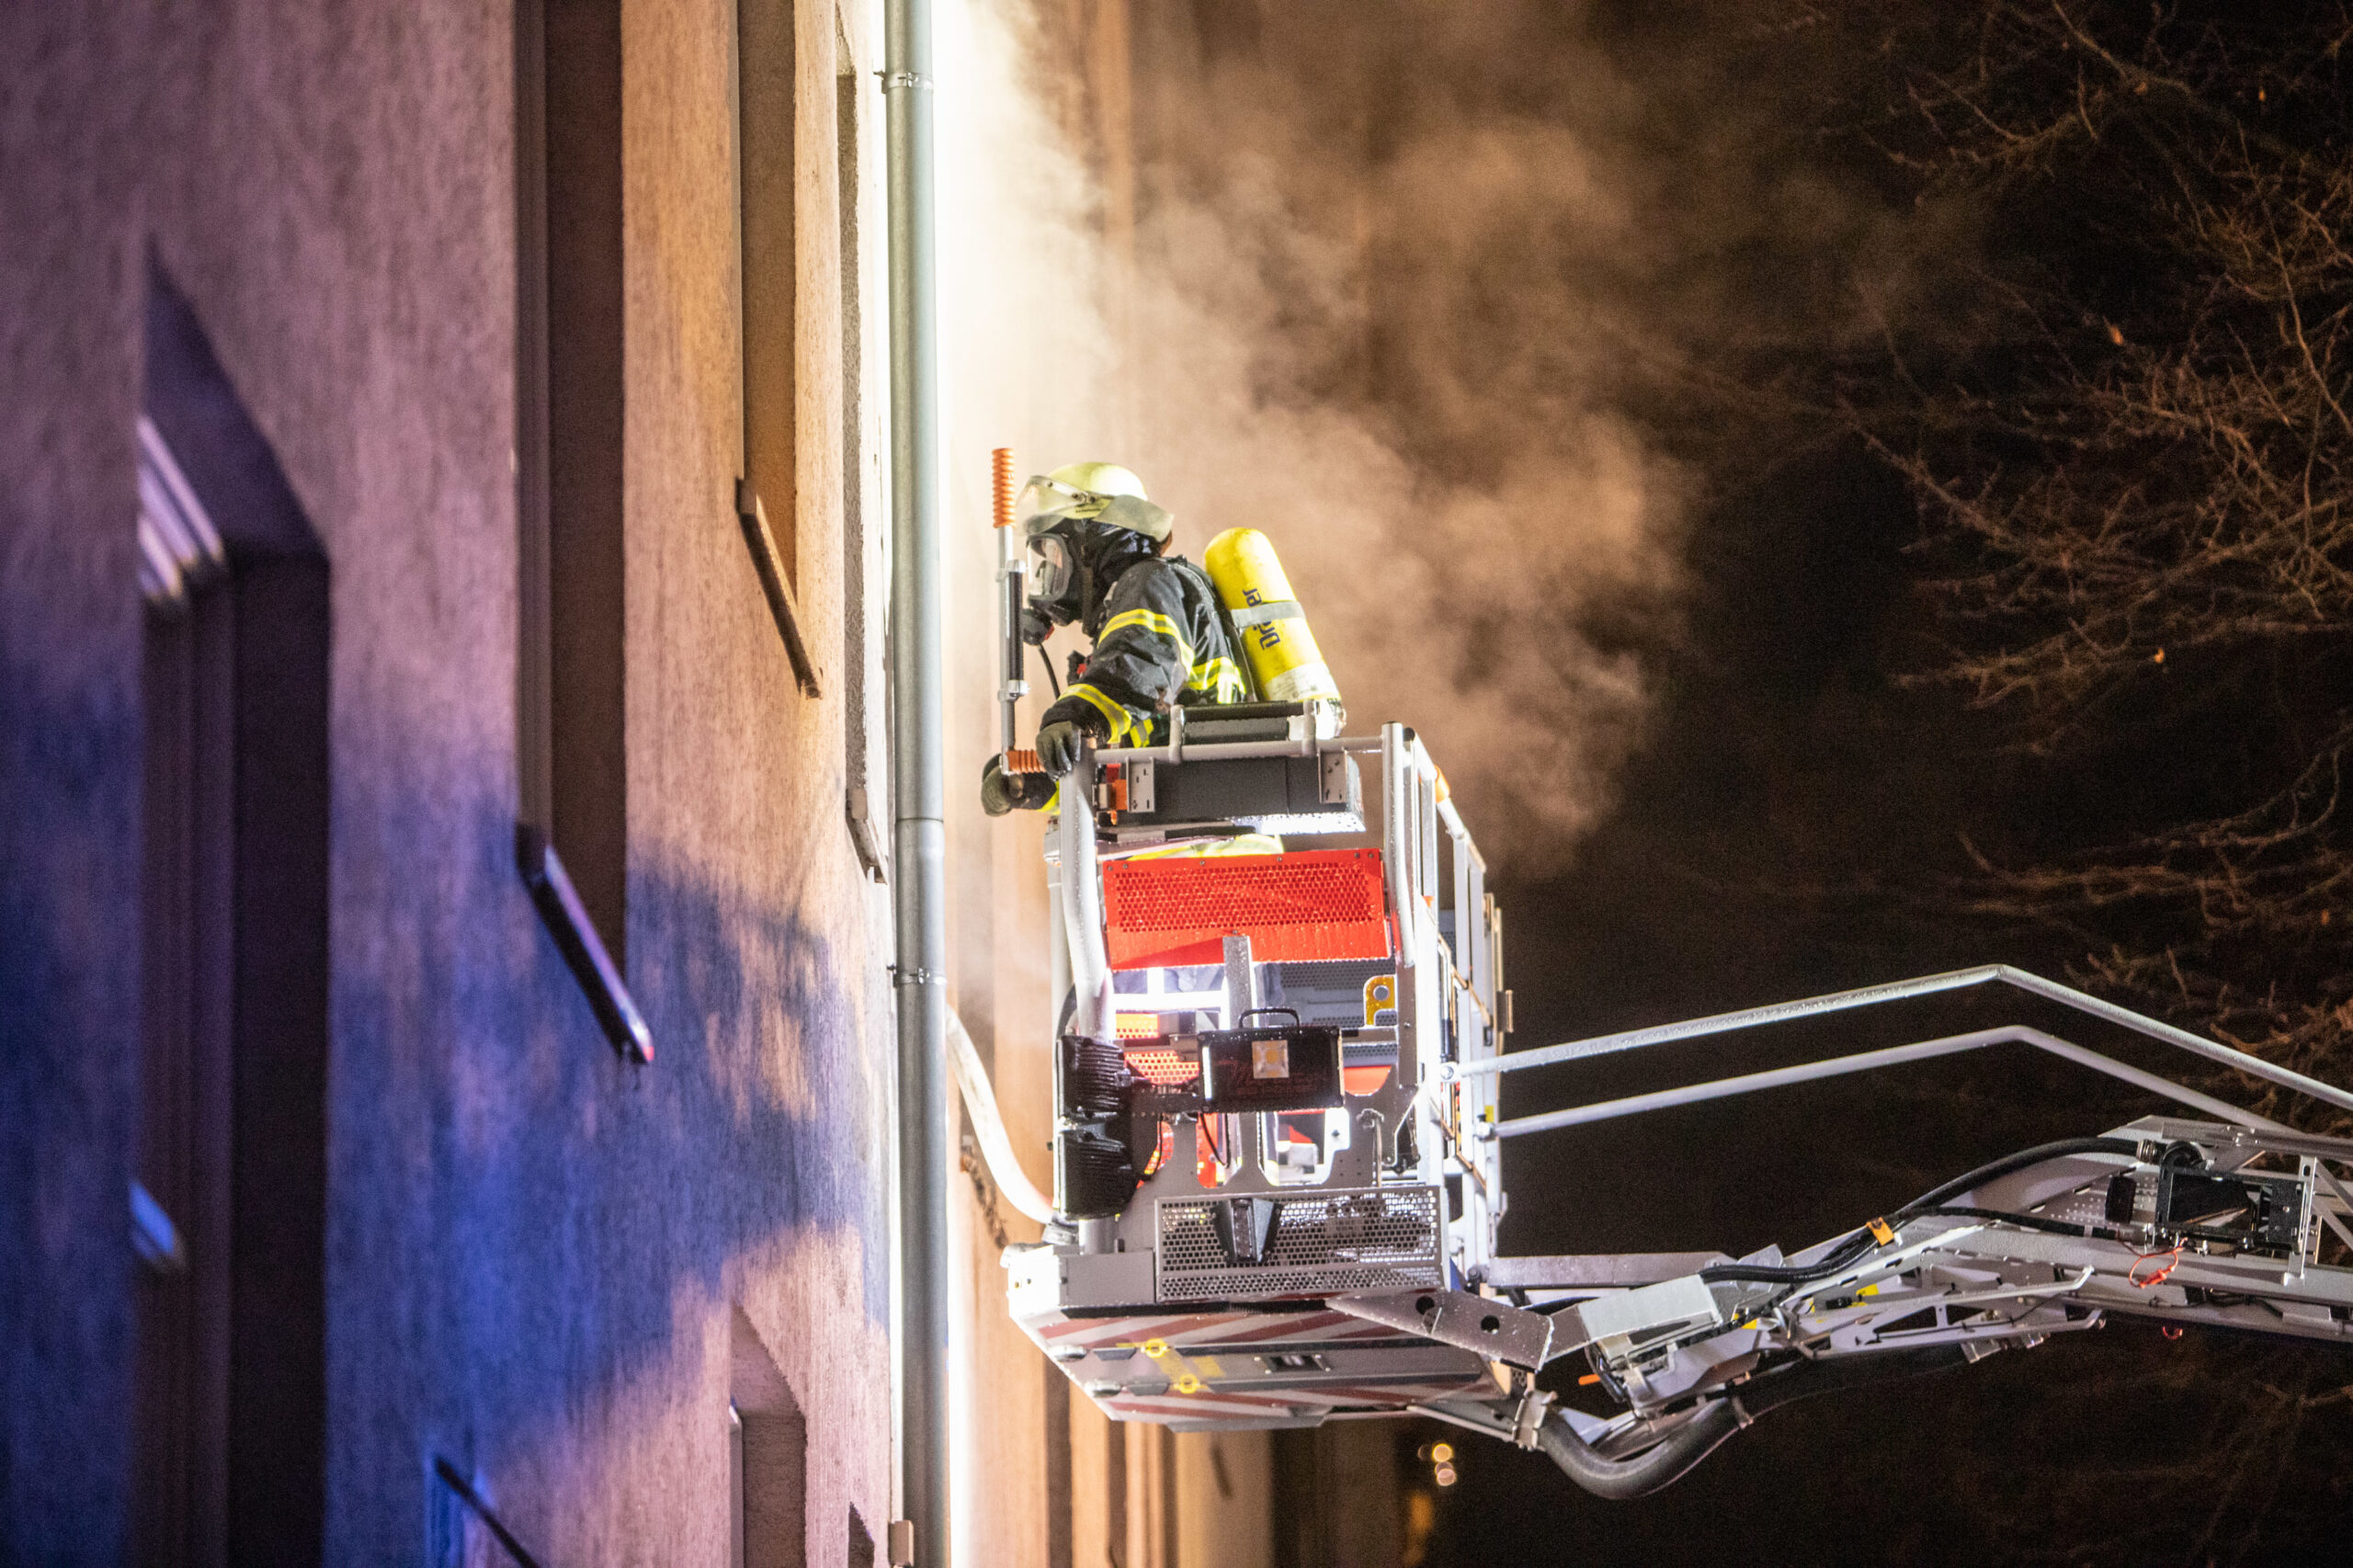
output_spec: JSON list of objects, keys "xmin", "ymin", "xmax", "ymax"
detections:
[
  {"xmin": 328, "ymin": 775, "xmax": 893, "ymax": 1554},
  {"xmin": 23, "ymin": 271, "xmax": 892, "ymax": 1560},
  {"xmin": 0, "ymin": 213, "xmax": 892, "ymax": 1556},
  {"xmin": 0, "ymin": 673, "xmax": 146, "ymax": 1564}
]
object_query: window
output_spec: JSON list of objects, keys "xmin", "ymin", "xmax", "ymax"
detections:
[
  {"xmin": 735, "ymin": 0, "xmax": 822, "ymax": 696},
  {"xmin": 837, "ymin": 28, "xmax": 886, "ymax": 880},
  {"xmin": 1159, "ymin": 1429, "xmax": 1179, "ymax": 1568},
  {"xmin": 515, "ymin": 0, "xmax": 649, "ymax": 1060},
  {"xmin": 1107, "ymin": 1417, "xmax": 1129, "ymax": 1568},
  {"xmin": 1043, "ymin": 1362, "xmax": 1073, "ymax": 1568},
  {"xmin": 730, "ymin": 1308, "xmax": 809, "ymax": 1568},
  {"xmin": 131, "ymin": 264, "xmax": 331, "ymax": 1567}
]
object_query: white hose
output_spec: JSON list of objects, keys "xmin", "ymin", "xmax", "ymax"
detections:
[{"xmin": 946, "ymin": 1007, "xmax": 1056, "ymax": 1224}]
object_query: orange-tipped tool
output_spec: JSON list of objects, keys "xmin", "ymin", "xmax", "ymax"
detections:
[{"xmin": 993, "ymin": 447, "xmax": 1017, "ymax": 529}]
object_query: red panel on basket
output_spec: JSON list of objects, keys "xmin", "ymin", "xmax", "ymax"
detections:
[{"xmin": 1100, "ymin": 848, "xmax": 1392, "ymax": 970}]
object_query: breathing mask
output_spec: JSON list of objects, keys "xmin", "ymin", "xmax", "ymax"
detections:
[
  {"xmin": 1016, "ymin": 468, "xmax": 1176, "ymax": 639},
  {"xmin": 1025, "ymin": 529, "xmax": 1075, "ymax": 607}
]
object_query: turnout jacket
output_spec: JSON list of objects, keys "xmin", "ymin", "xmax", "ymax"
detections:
[{"xmin": 1046, "ymin": 554, "xmax": 1248, "ymax": 744}]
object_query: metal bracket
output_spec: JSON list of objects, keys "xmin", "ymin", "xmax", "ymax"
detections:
[
  {"xmin": 1330, "ymin": 1286, "xmax": 1554, "ymax": 1370},
  {"xmin": 1549, "ymin": 1274, "xmax": 1724, "ymax": 1361},
  {"xmin": 1510, "ymin": 1381, "xmax": 1556, "ymax": 1449}
]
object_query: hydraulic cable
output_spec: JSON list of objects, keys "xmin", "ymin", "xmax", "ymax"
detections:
[
  {"xmin": 1900, "ymin": 1136, "xmax": 2140, "ymax": 1216},
  {"xmin": 1699, "ymin": 1231, "xmax": 1877, "ymax": 1287},
  {"xmin": 1699, "ymin": 1137, "xmax": 2141, "ymax": 1290},
  {"xmin": 1534, "ymin": 1400, "xmax": 1744, "ymax": 1500},
  {"xmin": 1534, "ymin": 1346, "xmax": 1973, "ymax": 1498},
  {"xmin": 1733, "ymin": 1345, "xmax": 1969, "ymax": 1421}
]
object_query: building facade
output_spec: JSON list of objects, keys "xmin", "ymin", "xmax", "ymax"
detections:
[
  {"xmin": 6, "ymin": 1, "xmax": 894, "ymax": 1561},
  {"xmin": 0, "ymin": 0, "xmax": 1403, "ymax": 1561}
]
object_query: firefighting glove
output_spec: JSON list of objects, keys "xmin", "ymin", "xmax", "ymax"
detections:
[
  {"xmin": 1035, "ymin": 712, "xmax": 1102, "ymax": 776},
  {"xmin": 980, "ymin": 755, "xmax": 1055, "ymax": 816}
]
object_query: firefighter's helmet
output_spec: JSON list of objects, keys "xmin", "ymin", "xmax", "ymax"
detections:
[{"xmin": 1017, "ymin": 462, "xmax": 1171, "ymax": 543}]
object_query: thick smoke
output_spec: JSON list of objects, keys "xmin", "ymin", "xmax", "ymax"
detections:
[{"xmin": 938, "ymin": 0, "xmax": 1701, "ymax": 871}]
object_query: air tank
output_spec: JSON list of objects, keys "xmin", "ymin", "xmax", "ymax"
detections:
[{"xmin": 1202, "ymin": 528, "xmax": 1343, "ymax": 707}]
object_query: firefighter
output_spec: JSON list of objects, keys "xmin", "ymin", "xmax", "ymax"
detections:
[{"xmin": 982, "ymin": 462, "xmax": 1249, "ymax": 815}]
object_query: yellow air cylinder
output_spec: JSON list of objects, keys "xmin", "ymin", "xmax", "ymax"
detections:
[{"xmin": 1203, "ymin": 528, "xmax": 1343, "ymax": 706}]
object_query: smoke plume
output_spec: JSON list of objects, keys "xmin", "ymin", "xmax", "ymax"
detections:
[{"xmin": 938, "ymin": 0, "xmax": 1736, "ymax": 872}]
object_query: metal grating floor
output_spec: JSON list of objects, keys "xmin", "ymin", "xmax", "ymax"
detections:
[{"xmin": 1155, "ymin": 1186, "xmax": 1442, "ymax": 1301}]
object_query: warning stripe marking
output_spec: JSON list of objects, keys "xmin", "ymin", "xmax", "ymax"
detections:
[{"xmin": 1037, "ymin": 1311, "xmax": 1244, "ymax": 1344}]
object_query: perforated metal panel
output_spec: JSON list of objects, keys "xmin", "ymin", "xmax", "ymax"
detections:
[
  {"xmin": 2031, "ymin": 1178, "xmax": 2133, "ymax": 1230},
  {"xmin": 1154, "ymin": 1186, "xmax": 1443, "ymax": 1301},
  {"xmin": 1122, "ymin": 1046, "xmax": 1201, "ymax": 1087},
  {"xmin": 1102, "ymin": 849, "xmax": 1392, "ymax": 970}
]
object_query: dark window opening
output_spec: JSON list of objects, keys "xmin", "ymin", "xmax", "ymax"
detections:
[
  {"xmin": 132, "ymin": 264, "xmax": 331, "ymax": 1568},
  {"xmin": 734, "ymin": 0, "xmax": 821, "ymax": 696},
  {"xmin": 1043, "ymin": 1362, "xmax": 1073, "ymax": 1568},
  {"xmin": 731, "ymin": 1308, "xmax": 810, "ymax": 1568},
  {"xmin": 1107, "ymin": 1416, "xmax": 1129, "ymax": 1568},
  {"xmin": 1158, "ymin": 1427, "xmax": 1179, "ymax": 1568},
  {"xmin": 837, "ymin": 43, "xmax": 884, "ymax": 881},
  {"xmin": 1269, "ymin": 1427, "xmax": 1322, "ymax": 1568},
  {"xmin": 516, "ymin": 0, "xmax": 649, "ymax": 1060}
]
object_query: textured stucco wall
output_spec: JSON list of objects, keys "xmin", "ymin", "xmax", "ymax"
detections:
[
  {"xmin": 3, "ymin": 0, "xmax": 894, "ymax": 1561},
  {"xmin": 0, "ymin": 0, "xmax": 146, "ymax": 1557},
  {"xmin": 6, "ymin": 0, "xmax": 1285, "ymax": 1559}
]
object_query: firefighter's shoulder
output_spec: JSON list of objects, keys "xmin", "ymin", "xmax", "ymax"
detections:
[{"xmin": 1101, "ymin": 553, "xmax": 1193, "ymax": 613}]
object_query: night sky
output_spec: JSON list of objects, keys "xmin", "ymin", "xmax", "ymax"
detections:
[
  {"xmin": 1428, "ymin": 405, "xmax": 2353, "ymax": 1566},
  {"xmin": 1449, "ymin": 7, "xmax": 2353, "ymax": 1562}
]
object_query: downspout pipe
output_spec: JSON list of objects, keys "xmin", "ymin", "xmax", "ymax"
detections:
[{"xmin": 883, "ymin": 0, "xmax": 948, "ymax": 1562}]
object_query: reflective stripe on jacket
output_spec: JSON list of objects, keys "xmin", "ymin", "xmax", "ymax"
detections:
[{"xmin": 1049, "ymin": 555, "xmax": 1245, "ymax": 744}]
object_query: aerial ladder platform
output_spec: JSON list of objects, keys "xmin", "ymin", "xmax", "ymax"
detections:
[{"xmin": 964, "ymin": 487, "xmax": 2353, "ymax": 1498}]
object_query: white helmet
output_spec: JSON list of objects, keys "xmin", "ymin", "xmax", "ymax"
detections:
[{"xmin": 1017, "ymin": 461, "xmax": 1170, "ymax": 541}]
